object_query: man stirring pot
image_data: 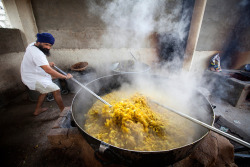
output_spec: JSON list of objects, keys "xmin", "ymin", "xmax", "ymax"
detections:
[{"xmin": 21, "ymin": 33, "xmax": 72, "ymax": 116}]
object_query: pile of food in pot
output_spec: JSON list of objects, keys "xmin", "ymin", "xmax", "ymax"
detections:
[{"xmin": 84, "ymin": 91, "xmax": 195, "ymax": 151}]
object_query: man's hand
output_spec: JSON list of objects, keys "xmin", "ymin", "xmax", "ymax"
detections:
[
  {"xmin": 49, "ymin": 62, "xmax": 55, "ymax": 67},
  {"xmin": 65, "ymin": 73, "xmax": 73, "ymax": 80}
]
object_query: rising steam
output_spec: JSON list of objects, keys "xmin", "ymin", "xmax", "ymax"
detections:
[
  {"xmin": 71, "ymin": 0, "xmax": 250, "ymax": 151},
  {"xmin": 84, "ymin": 0, "xmax": 208, "ymax": 117},
  {"xmin": 87, "ymin": 0, "xmax": 192, "ymax": 49}
]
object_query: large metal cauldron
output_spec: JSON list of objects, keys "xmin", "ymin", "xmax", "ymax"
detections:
[{"xmin": 71, "ymin": 73, "xmax": 215, "ymax": 166}]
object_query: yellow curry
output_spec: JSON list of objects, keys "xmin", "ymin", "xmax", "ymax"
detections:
[{"xmin": 84, "ymin": 91, "xmax": 195, "ymax": 151}]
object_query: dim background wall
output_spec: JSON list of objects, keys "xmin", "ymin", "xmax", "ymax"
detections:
[
  {"xmin": 31, "ymin": 0, "xmax": 105, "ymax": 49},
  {"xmin": 30, "ymin": 0, "xmax": 194, "ymax": 76},
  {"xmin": 30, "ymin": 0, "xmax": 170, "ymax": 49},
  {"xmin": 30, "ymin": 0, "xmax": 159, "ymax": 72},
  {"xmin": 0, "ymin": 0, "xmax": 250, "ymax": 106},
  {"xmin": 0, "ymin": 28, "xmax": 24, "ymax": 54},
  {"xmin": 0, "ymin": 28, "xmax": 25, "ymax": 106},
  {"xmin": 191, "ymin": 0, "xmax": 250, "ymax": 72},
  {"xmin": 31, "ymin": 0, "xmax": 250, "ymax": 72}
]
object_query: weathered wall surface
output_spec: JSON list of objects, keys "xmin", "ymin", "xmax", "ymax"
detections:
[
  {"xmin": 48, "ymin": 48, "xmax": 157, "ymax": 76},
  {"xmin": 31, "ymin": 0, "xmax": 249, "ymax": 71},
  {"xmin": 29, "ymin": 0, "xmax": 191, "ymax": 76},
  {"xmin": 190, "ymin": 51, "xmax": 219, "ymax": 73},
  {"xmin": 1, "ymin": 0, "xmax": 163, "ymax": 106},
  {"xmin": 194, "ymin": 0, "xmax": 250, "ymax": 70},
  {"xmin": 3, "ymin": 0, "xmax": 38, "ymax": 47},
  {"xmin": 231, "ymin": 51, "xmax": 250, "ymax": 69},
  {"xmin": 31, "ymin": 0, "xmax": 188, "ymax": 49},
  {"xmin": 31, "ymin": 0, "xmax": 105, "ymax": 49},
  {"xmin": 197, "ymin": 0, "xmax": 249, "ymax": 51},
  {"xmin": 0, "ymin": 46, "xmax": 157, "ymax": 107},
  {"xmin": 0, "ymin": 28, "xmax": 26, "ymax": 106},
  {"xmin": 0, "ymin": 52, "xmax": 26, "ymax": 106},
  {"xmin": 0, "ymin": 28, "xmax": 25, "ymax": 54},
  {"xmin": 1, "ymin": 0, "xmax": 250, "ymax": 106},
  {"xmin": 31, "ymin": 0, "xmax": 103, "ymax": 32}
]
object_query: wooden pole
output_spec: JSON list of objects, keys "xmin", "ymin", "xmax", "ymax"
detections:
[{"xmin": 183, "ymin": 0, "xmax": 207, "ymax": 71}]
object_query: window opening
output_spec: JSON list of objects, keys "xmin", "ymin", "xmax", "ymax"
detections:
[{"xmin": 0, "ymin": 0, "xmax": 11, "ymax": 28}]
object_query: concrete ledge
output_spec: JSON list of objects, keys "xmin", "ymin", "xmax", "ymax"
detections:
[
  {"xmin": 52, "ymin": 116, "xmax": 65, "ymax": 129},
  {"xmin": 203, "ymin": 70, "xmax": 250, "ymax": 108},
  {"xmin": 52, "ymin": 107, "xmax": 72, "ymax": 129},
  {"xmin": 68, "ymin": 127, "xmax": 83, "ymax": 140},
  {"xmin": 48, "ymin": 107, "xmax": 83, "ymax": 149},
  {"xmin": 59, "ymin": 106, "xmax": 71, "ymax": 117},
  {"xmin": 47, "ymin": 128, "xmax": 68, "ymax": 147}
]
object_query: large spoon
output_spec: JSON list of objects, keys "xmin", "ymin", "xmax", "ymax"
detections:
[
  {"xmin": 151, "ymin": 100, "xmax": 250, "ymax": 148},
  {"xmin": 54, "ymin": 66, "xmax": 112, "ymax": 107}
]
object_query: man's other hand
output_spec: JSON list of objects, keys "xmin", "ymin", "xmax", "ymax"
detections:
[
  {"xmin": 49, "ymin": 62, "xmax": 55, "ymax": 67},
  {"xmin": 65, "ymin": 73, "xmax": 73, "ymax": 80}
]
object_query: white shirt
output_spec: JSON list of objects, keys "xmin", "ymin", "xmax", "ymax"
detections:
[{"xmin": 21, "ymin": 42, "xmax": 53, "ymax": 90}]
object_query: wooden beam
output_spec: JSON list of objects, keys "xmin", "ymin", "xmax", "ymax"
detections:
[{"xmin": 183, "ymin": 0, "xmax": 207, "ymax": 71}]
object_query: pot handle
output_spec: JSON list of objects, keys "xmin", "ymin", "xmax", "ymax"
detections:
[
  {"xmin": 94, "ymin": 149, "xmax": 115, "ymax": 165},
  {"xmin": 94, "ymin": 142, "xmax": 115, "ymax": 165},
  {"xmin": 94, "ymin": 142, "xmax": 132, "ymax": 166}
]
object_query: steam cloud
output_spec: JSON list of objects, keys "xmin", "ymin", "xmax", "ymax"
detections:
[
  {"xmin": 85, "ymin": 0, "xmax": 209, "ymax": 118},
  {"xmin": 76, "ymin": 0, "xmax": 212, "ymax": 148},
  {"xmin": 85, "ymin": 0, "xmax": 209, "ymax": 122},
  {"xmin": 72, "ymin": 0, "xmax": 250, "ymax": 152},
  {"xmin": 87, "ymin": 0, "xmax": 192, "ymax": 48}
]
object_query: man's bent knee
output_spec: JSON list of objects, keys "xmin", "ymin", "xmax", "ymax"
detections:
[{"xmin": 53, "ymin": 89, "xmax": 61, "ymax": 94}]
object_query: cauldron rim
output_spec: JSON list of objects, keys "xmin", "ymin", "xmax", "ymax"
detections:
[
  {"xmin": 111, "ymin": 60, "xmax": 151, "ymax": 73},
  {"xmin": 71, "ymin": 73, "xmax": 215, "ymax": 153}
]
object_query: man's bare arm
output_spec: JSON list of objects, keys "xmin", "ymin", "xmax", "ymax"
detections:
[{"xmin": 40, "ymin": 65, "xmax": 72, "ymax": 79}]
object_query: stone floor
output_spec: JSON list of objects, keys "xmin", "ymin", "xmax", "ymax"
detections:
[
  {"xmin": 0, "ymin": 90, "xmax": 249, "ymax": 167},
  {"xmin": 0, "ymin": 93, "xmax": 85, "ymax": 167},
  {"xmin": 211, "ymin": 96, "xmax": 250, "ymax": 139}
]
